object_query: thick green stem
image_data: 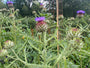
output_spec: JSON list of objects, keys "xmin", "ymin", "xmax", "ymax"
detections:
[
  {"xmin": 0, "ymin": 25, "xmax": 2, "ymax": 49},
  {"xmin": 64, "ymin": 56, "xmax": 67, "ymax": 68},
  {"xmin": 13, "ymin": 22, "xmax": 16, "ymax": 44},
  {"xmin": 43, "ymin": 31, "xmax": 47, "ymax": 68},
  {"xmin": 37, "ymin": 32, "xmax": 42, "ymax": 63},
  {"xmin": 80, "ymin": 55, "xmax": 82, "ymax": 68},
  {"xmin": 12, "ymin": 17, "xmax": 16, "ymax": 44}
]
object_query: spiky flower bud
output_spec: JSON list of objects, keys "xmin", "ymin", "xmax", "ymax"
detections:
[
  {"xmin": 58, "ymin": 14, "xmax": 64, "ymax": 19},
  {"xmin": 67, "ymin": 28, "xmax": 82, "ymax": 39},
  {"xmin": 32, "ymin": 11, "xmax": 36, "ymax": 14},
  {"xmin": 35, "ymin": 17, "xmax": 48, "ymax": 32},
  {"xmin": 36, "ymin": 21, "xmax": 48, "ymax": 32},
  {"xmin": 0, "ymin": 49, "xmax": 8, "ymax": 57},
  {"xmin": 3, "ymin": 40, "xmax": 14, "ymax": 49}
]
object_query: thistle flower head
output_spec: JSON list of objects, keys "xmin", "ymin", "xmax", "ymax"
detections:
[
  {"xmin": 36, "ymin": 22, "xmax": 48, "ymax": 32},
  {"xmin": 7, "ymin": 1, "xmax": 13, "ymax": 4},
  {"xmin": 35, "ymin": 17, "xmax": 45, "ymax": 22},
  {"xmin": 40, "ymin": 3, "xmax": 43, "ymax": 6},
  {"xmin": 66, "ymin": 28, "xmax": 82, "ymax": 39},
  {"xmin": 4, "ymin": 40, "xmax": 14, "ymax": 49},
  {"xmin": 0, "ymin": 49, "xmax": 8, "ymax": 57},
  {"xmin": 36, "ymin": 21, "xmax": 46, "ymax": 26},
  {"xmin": 40, "ymin": 3, "xmax": 44, "ymax": 8},
  {"xmin": 77, "ymin": 10, "xmax": 85, "ymax": 14},
  {"xmin": 35, "ymin": 17, "xmax": 48, "ymax": 32},
  {"xmin": 58, "ymin": 14, "xmax": 64, "ymax": 19}
]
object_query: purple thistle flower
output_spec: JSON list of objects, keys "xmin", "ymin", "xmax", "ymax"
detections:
[
  {"xmin": 77, "ymin": 10, "xmax": 85, "ymax": 14},
  {"xmin": 7, "ymin": 1, "xmax": 13, "ymax": 4},
  {"xmin": 40, "ymin": 3, "xmax": 43, "ymax": 6},
  {"xmin": 35, "ymin": 17, "xmax": 45, "ymax": 22}
]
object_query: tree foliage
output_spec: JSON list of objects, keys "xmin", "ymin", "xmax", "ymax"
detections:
[
  {"xmin": 0, "ymin": 0, "xmax": 6, "ymax": 9},
  {"xmin": 14, "ymin": 0, "xmax": 41, "ymax": 17},
  {"xmin": 13, "ymin": 0, "xmax": 90, "ymax": 17},
  {"xmin": 63, "ymin": 0, "xmax": 90, "ymax": 17}
]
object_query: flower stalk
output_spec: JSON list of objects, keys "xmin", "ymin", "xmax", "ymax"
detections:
[
  {"xmin": 0, "ymin": 24, "xmax": 2, "ymax": 49},
  {"xmin": 43, "ymin": 31, "xmax": 47, "ymax": 68}
]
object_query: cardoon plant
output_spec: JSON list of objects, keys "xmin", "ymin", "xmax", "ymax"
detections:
[
  {"xmin": 76, "ymin": 10, "xmax": 85, "ymax": 17},
  {"xmin": 35, "ymin": 17, "xmax": 48, "ymax": 32}
]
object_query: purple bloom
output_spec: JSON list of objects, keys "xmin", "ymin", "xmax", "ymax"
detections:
[
  {"xmin": 35, "ymin": 17, "xmax": 45, "ymax": 22},
  {"xmin": 7, "ymin": 1, "xmax": 13, "ymax": 4},
  {"xmin": 77, "ymin": 10, "xmax": 85, "ymax": 14},
  {"xmin": 40, "ymin": 3, "xmax": 43, "ymax": 6}
]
